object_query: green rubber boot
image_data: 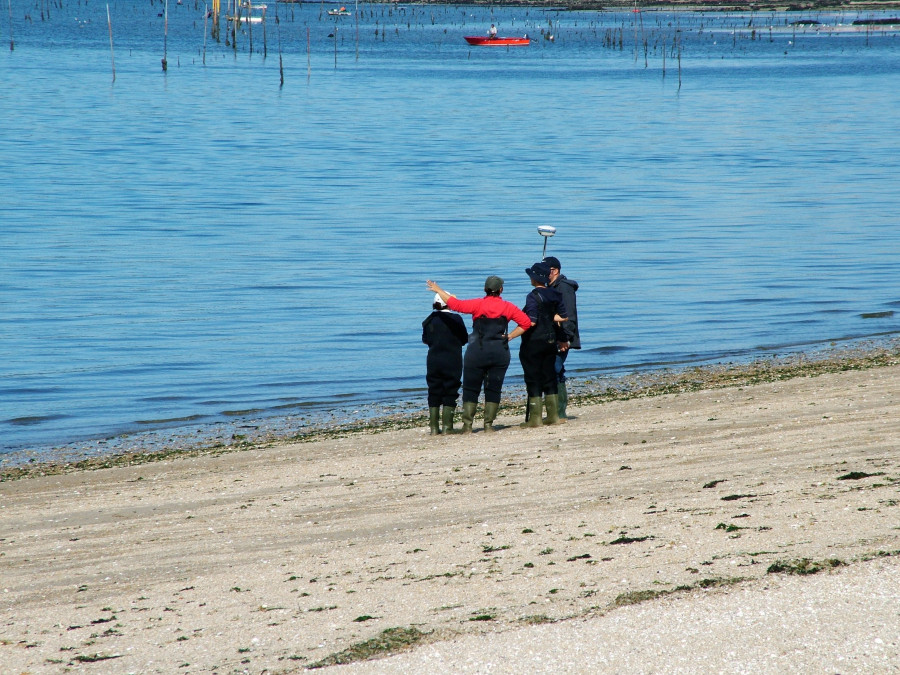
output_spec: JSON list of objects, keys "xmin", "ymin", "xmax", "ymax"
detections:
[
  {"xmin": 520, "ymin": 397, "xmax": 543, "ymax": 428},
  {"xmin": 429, "ymin": 407, "xmax": 441, "ymax": 435},
  {"xmin": 442, "ymin": 406, "xmax": 458, "ymax": 434},
  {"xmin": 483, "ymin": 402, "xmax": 500, "ymax": 433},
  {"xmin": 543, "ymin": 394, "xmax": 560, "ymax": 425},
  {"xmin": 460, "ymin": 401, "xmax": 477, "ymax": 434},
  {"xmin": 558, "ymin": 381, "xmax": 569, "ymax": 420}
]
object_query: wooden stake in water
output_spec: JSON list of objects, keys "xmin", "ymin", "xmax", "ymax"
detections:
[
  {"xmin": 7, "ymin": 0, "xmax": 13, "ymax": 51},
  {"xmin": 203, "ymin": 2, "xmax": 208, "ymax": 64},
  {"xmin": 275, "ymin": 1, "xmax": 283, "ymax": 86},
  {"xmin": 662, "ymin": 35, "xmax": 666, "ymax": 79},
  {"xmin": 247, "ymin": 0, "xmax": 253, "ymax": 54},
  {"xmin": 677, "ymin": 35, "xmax": 682, "ymax": 90},
  {"xmin": 307, "ymin": 26, "xmax": 311, "ymax": 80},
  {"xmin": 162, "ymin": 0, "xmax": 168, "ymax": 71},
  {"xmin": 107, "ymin": 4, "xmax": 115, "ymax": 82},
  {"xmin": 262, "ymin": 3, "xmax": 267, "ymax": 59},
  {"xmin": 231, "ymin": 0, "xmax": 237, "ymax": 52}
]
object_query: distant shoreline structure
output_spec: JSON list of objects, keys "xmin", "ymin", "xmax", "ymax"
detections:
[{"xmin": 401, "ymin": 1, "xmax": 900, "ymax": 12}]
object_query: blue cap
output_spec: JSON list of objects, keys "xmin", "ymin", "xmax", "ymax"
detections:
[{"xmin": 526, "ymin": 262, "xmax": 550, "ymax": 285}]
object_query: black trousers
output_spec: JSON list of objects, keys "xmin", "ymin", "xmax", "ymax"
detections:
[
  {"xmin": 426, "ymin": 352, "xmax": 462, "ymax": 407},
  {"xmin": 520, "ymin": 338, "xmax": 559, "ymax": 397},
  {"xmin": 462, "ymin": 340, "xmax": 510, "ymax": 404}
]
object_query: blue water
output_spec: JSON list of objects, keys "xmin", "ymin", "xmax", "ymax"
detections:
[{"xmin": 2, "ymin": 3, "xmax": 900, "ymax": 459}]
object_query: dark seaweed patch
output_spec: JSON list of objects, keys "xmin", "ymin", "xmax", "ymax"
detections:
[
  {"xmin": 73, "ymin": 653, "xmax": 122, "ymax": 663},
  {"xmin": 609, "ymin": 535, "xmax": 651, "ymax": 545},
  {"xmin": 837, "ymin": 471, "xmax": 885, "ymax": 481},
  {"xmin": 306, "ymin": 627, "xmax": 429, "ymax": 669},
  {"xmin": 766, "ymin": 558, "xmax": 846, "ymax": 576}
]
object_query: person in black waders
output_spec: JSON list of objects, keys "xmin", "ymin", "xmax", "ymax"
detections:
[
  {"xmin": 422, "ymin": 293, "xmax": 469, "ymax": 435},
  {"xmin": 426, "ymin": 276, "xmax": 532, "ymax": 433},
  {"xmin": 543, "ymin": 256, "xmax": 580, "ymax": 420},
  {"xmin": 519, "ymin": 262, "xmax": 568, "ymax": 427}
]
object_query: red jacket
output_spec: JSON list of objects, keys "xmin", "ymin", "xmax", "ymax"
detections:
[{"xmin": 446, "ymin": 295, "xmax": 532, "ymax": 331}]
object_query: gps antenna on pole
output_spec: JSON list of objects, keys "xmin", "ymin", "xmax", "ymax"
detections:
[{"xmin": 538, "ymin": 225, "xmax": 556, "ymax": 258}]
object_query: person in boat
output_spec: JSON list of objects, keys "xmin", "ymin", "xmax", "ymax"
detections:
[
  {"xmin": 543, "ymin": 256, "xmax": 580, "ymax": 420},
  {"xmin": 488, "ymin": 24, "xmax": 498, "ymax": 39},
  {"xmin": 518, "ymin": 263, "xmax": 568, "ymax": 427},
  {"xmin": 426, "ymin": 276, "xmax": 531, "ymax": 433},
  {"xmin": 422, "ymin": 293, "xmax": 468, "ymax": 435}
]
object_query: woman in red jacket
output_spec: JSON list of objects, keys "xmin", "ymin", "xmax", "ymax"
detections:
[{"xmin": 427, "ymin": 276, "xmax": 531, "ymax": 433}]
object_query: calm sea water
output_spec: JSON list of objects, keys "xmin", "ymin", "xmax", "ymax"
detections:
[{"xmin": 2, "ymin": 3, "xmax": 900, "ymax": 460}]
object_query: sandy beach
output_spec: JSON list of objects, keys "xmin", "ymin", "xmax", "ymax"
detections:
[{"xmin": 2, "ymin": 361, "xmax": 899, "ymax": 673}]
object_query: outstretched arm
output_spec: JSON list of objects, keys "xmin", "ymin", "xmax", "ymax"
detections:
[{"xmin": 426, "ymin": 280, "xmax": 451, "ymax": 304}]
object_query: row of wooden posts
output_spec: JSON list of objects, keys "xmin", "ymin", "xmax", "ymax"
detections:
[
  {"xmin": 42, "ymin": 0, "xmax": 694, "ymax": 87},
  {"xmin": 81, "ymin": 0, "xmax": 331, "ymax": 83}
]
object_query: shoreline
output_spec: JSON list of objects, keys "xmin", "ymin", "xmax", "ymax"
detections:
[
  {"xmin": 414, "ymin": 1, "xmax": 900, "ymax": 11},
  {"xmin": 4, "ymin": 336, "xmax": 899, "ymax": 481},
  {"xmin": 1, "ymin": 350, "xmax": 898, "ymax": 672}
]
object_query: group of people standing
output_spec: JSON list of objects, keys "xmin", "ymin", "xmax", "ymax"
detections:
[{"xmin": 423, "ymin": 256, "xmax": 580, "ymax": 434}]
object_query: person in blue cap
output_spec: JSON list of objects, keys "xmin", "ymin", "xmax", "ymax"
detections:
[
  {"xmin": 519, "ymin": 262, "xmax": 568, "ymax": 427},
  {"xmin": 543, "ymin": 256, "xmax": 580, "ymax": 419}
]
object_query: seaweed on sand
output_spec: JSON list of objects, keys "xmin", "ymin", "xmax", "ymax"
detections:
[
  {"xmin": 306, "ymin": 626, "xmax": 430, "ymax": 669},
  {"xmin": 766, "ymin": 558, "xmax": 846, "ymax": 576}
]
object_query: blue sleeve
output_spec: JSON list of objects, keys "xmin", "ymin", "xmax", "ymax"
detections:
[{"xmin": 524, "ymin": 291, "xmax": 539, "ymax": 322}]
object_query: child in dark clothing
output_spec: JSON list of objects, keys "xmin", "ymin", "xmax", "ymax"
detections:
[{"xmin": 422, "ymin": 293, "xmax": 468, "ymax": 434}]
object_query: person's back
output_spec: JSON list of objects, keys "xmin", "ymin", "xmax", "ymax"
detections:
[
  {"xmin": 423, "ymin": 310, "xmax": 467, "ymax": 357},
  {"xmin": 523, "ymin": 285, "xmax": 566, "ymax": 345},
  {"xmin": 422, "ymin": 295, "xmax": 468, "ymax": 435}
]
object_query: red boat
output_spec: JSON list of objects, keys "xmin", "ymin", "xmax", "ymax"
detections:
[{"xmin": 464, "ymin": 36, "xmax": 530, "ymax": 46}]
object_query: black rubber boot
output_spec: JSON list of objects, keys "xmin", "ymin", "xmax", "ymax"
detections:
[
  {"xmin": 461, "ymin": 401, "xmax": 477, "ymax": 433},
  {"xmin": 429, "ymin": 407, "xmax": 441, "ymax": 435},
  {"xmin": 520, "ymin": 397, "xmax": 543, "ymax": 427},
  {"xmin": 442, "ymin": 406, "xmax": 458, "ymax": 434},
  {"xmin": 483, "ymin": 402, "xmax": 499, "ymax": 433}
]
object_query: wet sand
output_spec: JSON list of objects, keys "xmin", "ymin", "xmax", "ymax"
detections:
[{"xmin": 2, "ymin": 361, "xmax": 899, "ymax": 673}]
